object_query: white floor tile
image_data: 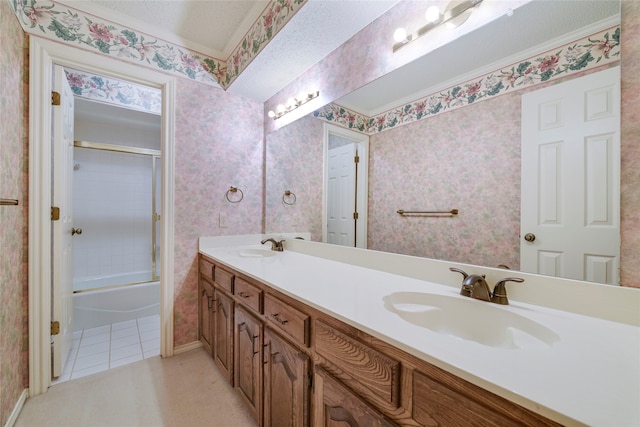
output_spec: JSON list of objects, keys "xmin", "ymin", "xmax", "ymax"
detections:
[
  {"xmin": 111, "ymin": 325, "xmax": 138, "ymax": 339},
  {"xmin": 56, "ymin": 317, "xmax": 159, "ymax": 384},
  {"xmin": 80, "ymin": 332, "xmax": 111, "ymax": 347},
  {"xmin": 139, "ymin": 328, "xmax": 160, "ymax": 342},
  {"xmin": 111, "ymin": 319, "xmax": 137, "ymax": 331},
  {"xmin": 71, "ymin": 362, "xmax": 109, "ymax": 380},
  {"xmin": 110, "ymin": 342, "xmax": 142, "ymax": 362},
  {"xmin": 111, "ymin": 334, "xmax": 141, "ymax": 350},
  {"xmin": 74, "ymin": 351, "xmax": 110, "ymax": 371},
  {"xmin": 142, "ymin": 339, "xmax": 160, "ymax": 354},
  {"xmin": 82, "ymin": 325, "xmax": 111, "ymax": 337},
  {"xmin": 110, "ymin": 353, "xmax": 143, "ymax": 369},
  {"xmin": 76, "ymin": 341, "xmax": 110, "ymax": 358}
]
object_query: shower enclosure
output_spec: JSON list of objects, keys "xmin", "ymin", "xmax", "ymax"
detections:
[{"xmin": 72, "ymin": 142, "xmax": 161, "ymax": 329}]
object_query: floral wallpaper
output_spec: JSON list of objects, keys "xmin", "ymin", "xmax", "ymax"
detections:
[
  {"xmin": 0, "ymin": 0, "xmax": 28, "ymax": 424},
  {"xmin": 315, "ymin": 26, "xmax": 621, "ymax": 135},
  {"xmin": 173, "ymin": 79, "xmax": 264, "ymax": 346},
  {"xmin": 12, "ymin": 0, "xmax": 306, "ymax": 89},
  {"xmin": 265, "ymin": 115, "xmax": 324, "ymax": 240},
  {"xmin": 367, "ymin": 89, "xmax": 522, "ymax": 268},
  {"xmin": 620, "ymin": 0, "xmax": 640, "ymax": 287},
  {"xmin": 65, "ymin": 67, "xmax": 161, "ymax": 114}
]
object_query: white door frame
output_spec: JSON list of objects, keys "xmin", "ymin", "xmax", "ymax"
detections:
[
  {"xmin": 29, "ymin": 37, "xmax": 176, "ymax": 396},
  {"xmin": 322, "ymin": 124, "xmax": 368, "ymax": 248}
]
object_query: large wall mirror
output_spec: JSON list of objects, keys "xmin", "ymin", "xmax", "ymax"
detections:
[{"xmin": 265, "ymin": 0, "xmax": 626, "ymax": 286}]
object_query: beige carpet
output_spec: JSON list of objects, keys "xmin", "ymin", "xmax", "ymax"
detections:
[{"xmin": 16, "ymin": 348, "xmax": 257, "ymax": 427}]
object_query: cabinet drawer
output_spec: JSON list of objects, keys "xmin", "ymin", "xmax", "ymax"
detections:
[
  {"xmin": 315, "ymin": 320, "xmax": 400, "ymax": 409},
  {"xmin": 214, "ymin": 265, "xmax": 234, "ymax": 294},
  {"xmin": 235, "ymin": 277, "xmax": 263, "ymax": 314},
  {"xmin": 199, "ymin": 257, "xmax": 214, "ymax": 282},
  {"xmin": 264, "ymin": 293, "xmax": 310, "ymax": 347}
]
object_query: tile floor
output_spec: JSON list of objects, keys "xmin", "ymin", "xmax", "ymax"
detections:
[{"xmin": 53, "ymin": 314, "xmax": 160, "ymax": 384}]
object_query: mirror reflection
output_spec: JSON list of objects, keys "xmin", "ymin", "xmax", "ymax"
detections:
[{"xmin": 265, "ymin": 0, "xmax": 623, "ymax": 285}]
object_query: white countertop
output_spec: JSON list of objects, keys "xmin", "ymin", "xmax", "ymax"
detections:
[{"xmin": 200, "ymin": 235, "xmax": 640, "ymax": 426}]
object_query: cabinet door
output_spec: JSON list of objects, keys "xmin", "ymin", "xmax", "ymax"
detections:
[
  {"xmin": 263, "ymin": 328, "xmax": 310, "ymax": 427},
  {"xmin": 314, "ymin": 367, "xmax": 398, "ymax": 427},
  {"xmin": 198, "ymin": 278, "xmax": 215, "ymax": 355},
  {"xmin": 213, "ymin": 288, "xmax": 234, "ymax": 384},
  {"xmin": 234, "ymin": 305, "xmax": 263, "ymax": 425}
]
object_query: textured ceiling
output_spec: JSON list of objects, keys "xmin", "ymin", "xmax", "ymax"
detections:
[
  {"xmin": 66, "ymin": 0, "xmax": 269, "ymax": 57},
  {"xmin": 59, "ymin": 0, "xmax": 399, "ymax": 102}
]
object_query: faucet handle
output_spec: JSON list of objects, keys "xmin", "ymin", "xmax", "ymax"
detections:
[
  {"xmin": 449, "ymin": 268, "xmax": 472, "ymax": 297},
  {"xmin": 491, "ymin": 277, "xmax": 524, "ymax": 305}
]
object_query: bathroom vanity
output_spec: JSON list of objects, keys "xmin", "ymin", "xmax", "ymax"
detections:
[{"xmin": 198, "ymin": 235, "xmax": 640, "ymax": 427}]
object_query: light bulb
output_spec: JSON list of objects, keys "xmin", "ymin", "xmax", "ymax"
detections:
[
  {"xmin": 425, "ymin": 5, "xmax": 440, "ymax": 23},
  {"xmin": 268, "ymin": 110, "xmax": 275, "ymax": 118},
  {"xmin": 276, "ymin": 104, "xmax": 285, "ymax": 113},
  {"xmin": 393, "ymin": 28, "xmax": 407, "ymax": 43}
]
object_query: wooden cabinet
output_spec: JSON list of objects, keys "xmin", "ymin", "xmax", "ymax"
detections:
[
  {"xmin": 264, "ymin": 293, "xmax": 310, "ymax": 347},
  {"xmin": 198, "ymin": 254, "xmax": 560, "ymax": 427},
  {"xmin": 263, "ymin": 328, "xmax": 310, "ymax": 427},
  {"xmin": 213, "ymin": 288, "xmax": 234, "ymax": 383},
  {"xmin": 198, "ymin": 274, "xmax": 215, "ymax": 355},
  {"xmin": 314, "ymin": 366, "xmax": 398, "ymax": 427},
  {"xmin": 315, "ymin": 319, "xmax": 400, "ymax": 411},
  {"xmin": 234, "ymin": 305, "xmax": 263, "ymax": 425}
]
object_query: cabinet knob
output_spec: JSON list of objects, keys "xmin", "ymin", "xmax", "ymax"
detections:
[{"xmin": 72, "ymin": 227, "xmax": 82, "ymax": 236}]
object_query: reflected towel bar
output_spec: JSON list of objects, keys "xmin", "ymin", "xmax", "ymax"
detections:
[
  {"xmin": 1, "ymin": 198, "xmax": 19, "ymax": 206},
  {"xmin": 397, "ymin": 209, "xmax": 458, "ymax": 216}
]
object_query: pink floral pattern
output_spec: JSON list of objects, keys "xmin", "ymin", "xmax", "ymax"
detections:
[
  {"xmin": 11, "ymin": 0, "xmax": 305, "ymax": 90},
  {"xmin": 265, "ymin": 115, "xmax": 324, "ymax": 240},
  {"xmin": 314, "ymin": 27, "xmax": 621, "ymax": 134},
  {"xmin": 1, "ymin": 1, "xmax": 28, "ymax": 423},
  {"xmin": 173, "ymin": 79, "xmax": 264, "ymax": 346},
  {"xmin": 65, "ymin": 67, "xmax": 162, "ymax": 114},
  {"xmin": 620, "ymin": 0, "xmax": 640, "ymax": 287}
]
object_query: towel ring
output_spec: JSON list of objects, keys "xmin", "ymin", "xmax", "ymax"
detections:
[
  {"xmin": 282, "ymin": 190, "xmax": 296, "ymax": 205},
  {"xmin": 225, "ymin": 186, "xmax": 244, "ymax": 203}
]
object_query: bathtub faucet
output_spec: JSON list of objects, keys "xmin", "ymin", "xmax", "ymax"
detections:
[{"xmin": 261, "ymin": 238, "xmax": 284, "ymax": 252}]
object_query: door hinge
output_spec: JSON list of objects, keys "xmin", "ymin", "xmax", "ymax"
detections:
[
  {"xmin": 51, "ymin": 91, "xmax": 61, "ymax": 106},
  {"xmin": 51, "ymin": 321, "xmax": 60, "ymax": 335},
  {"xmin": 51, "ymin": 206, "xmax": 60, "ymax": 221},
  {"xmin": 353, "ymin": 212, "xmax": 359, "ymax": 220},
  {"xmin": 354, "ymin": 155, "xmax": 360, "ymax": 164}
]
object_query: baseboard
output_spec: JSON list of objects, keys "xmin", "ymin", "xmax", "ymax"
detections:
[
  {"xmin": 4, "ymin": 389, "xmax": 28, "ymax": 427},
  {"xmin": 173, "ymin": 340, "xmax": 202, "ymax": 355}
]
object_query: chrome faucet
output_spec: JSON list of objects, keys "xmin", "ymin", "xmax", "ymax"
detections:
[
  {"xmin": 261, "ymin": 238, "xmax": 284, "ymax": 251},
  {"xmin": 449, "ymin": 267, "xmax": 524, "ymax": 305}
]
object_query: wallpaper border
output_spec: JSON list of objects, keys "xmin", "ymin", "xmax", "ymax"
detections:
[
  {"xmin": 11, "ymin": 0, "xmax": 306, "ymax": 89},
  {"xmin": 314, "ymin": 25, "xmax": 621, "ymax": 135}
]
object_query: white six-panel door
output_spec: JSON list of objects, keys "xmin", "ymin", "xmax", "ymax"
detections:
[
  {"xmin": 327, "ymin": 143, "xmax": 357, "ymax": 246},
  {"xmin": 521, "ymin": 66, "xmax": 620, "ymax": 284},
  {"xmin": 52, "ymin": 65, "xmax": 75, "ymax": 377}
]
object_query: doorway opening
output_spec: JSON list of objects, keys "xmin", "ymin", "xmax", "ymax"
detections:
[
  {"xmin": 53, "ymin": 93, "xmax": 163, "ymax": 383},
  {"xmin": 323, "ymin": 124, "xmax": 369, "ymax": 248},
  {"xmin": 29, "ymin": 37, "xmax": 176, "ymax": 396}
]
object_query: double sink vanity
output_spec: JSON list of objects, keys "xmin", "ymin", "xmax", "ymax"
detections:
[{"xmin": 198, "ymin": 234, "xmax": 639, "ymax": 426}]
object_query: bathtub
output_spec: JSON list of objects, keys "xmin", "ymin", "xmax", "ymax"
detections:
[{"xmin": 73, "ymin": 280, "xmax": 160, "ymax": 330}]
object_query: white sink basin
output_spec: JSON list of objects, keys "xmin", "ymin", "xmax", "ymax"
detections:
[
  {"xmin": 237, "ymin": 248, "xmax": 277, "ymax": 258},
  {"xmin": 383, "ymin": 292, "xmax": 560, "ymax": 350}
]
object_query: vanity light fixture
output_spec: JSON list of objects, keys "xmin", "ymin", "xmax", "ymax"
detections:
[
  {"xmin": 393, "ymin": 0, "xmax": 483, "ymax": 52},
  {"xmin": 268, "ymin": 90, "xmax": 320, "ymax": 120}
]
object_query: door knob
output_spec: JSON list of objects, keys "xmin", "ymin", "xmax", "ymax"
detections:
[
  {"xmin": 524, "ymin": 233, "xmax": 535, "ymax": 242},
  {"xmin": 72, "ymin": 228, "xmax": 82, "ymax": 236}
]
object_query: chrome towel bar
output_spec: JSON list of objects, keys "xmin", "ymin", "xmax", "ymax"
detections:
[{"xmin": 397, "ymin": 209, "xmax": 458, "ymax": 216}]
